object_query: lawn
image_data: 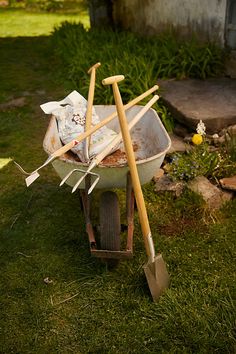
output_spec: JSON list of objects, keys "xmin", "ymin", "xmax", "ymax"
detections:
[
  {"xmin": 0, "ymin": 7, "xmax": 89, "ymax": 37},
  {"xmin": 0, "ymin": 7, "xmax": 235, "ymax": 354}
]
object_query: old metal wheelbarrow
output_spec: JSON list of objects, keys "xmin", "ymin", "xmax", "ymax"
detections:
[{"xmin": 43, "ymin": 104, "xmax": 171, "ymax": 265}]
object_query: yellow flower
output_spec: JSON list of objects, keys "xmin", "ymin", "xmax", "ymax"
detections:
[{"xmin": 192, "ymin": 133, "xmax": 203, "ymax": 145}]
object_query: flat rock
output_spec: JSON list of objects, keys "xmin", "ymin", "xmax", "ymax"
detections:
[
  {"xmin": 154, "ymin": 175, "xmax": 185, "ymax": 197},
  {"xmin": 168, "ymin": 133, "xmax": 188, "ymax": 154},
  {"xmin": 188, "ymin": 176, "xmax": 233, "ymax": 209},
  {"xmin": 158, "ymin": 78, "xmax": 236, "ymax": 133},
  {"xmin": 152, "ymin": 168, "xmax": 164, "ymax": 182},
  {"xmin": 220, "ymin": 175, "xmax": 236, "ymax": 191}
]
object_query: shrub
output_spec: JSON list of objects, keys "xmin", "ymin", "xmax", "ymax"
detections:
[{"xmin": 52, "ymin": 22, "xmax": 226, "ymax": 131}]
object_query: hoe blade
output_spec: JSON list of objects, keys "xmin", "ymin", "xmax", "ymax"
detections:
[
  {"xmin": 143, "ymin": 254, "xmax": 170, "ymax": 302},
  {"xmin": 25, "ymin": 171, "xmax": 40, "ymax": 187}
]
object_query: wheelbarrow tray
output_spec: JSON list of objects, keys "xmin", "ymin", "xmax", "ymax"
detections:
[{"xmin": 43, "ymin": 105, "xmax": 171, "ymax": 189}]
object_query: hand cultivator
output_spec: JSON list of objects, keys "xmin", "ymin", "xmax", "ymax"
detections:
[{"xmin": 15, "ymin": 64, "xmax": 171, "ymax": 301}]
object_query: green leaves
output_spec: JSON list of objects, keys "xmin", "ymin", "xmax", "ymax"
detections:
[
  {"xmin": 52, "ymin": 23, "xmax": 226, "ymax": 132},
  {"xmin": 167, "ymin": 141, "xmax": 236, "ymax": 182}
]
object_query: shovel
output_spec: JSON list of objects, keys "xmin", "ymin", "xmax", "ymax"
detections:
[
  {"xmin": 84, "ymin": 62, "xmax": 101, "ymax": 160},
  {"xmin": 102, "ymin": 75, "xmax": 170, "ymax": 301},
  {"xmin": 15, "ymin": 85, "xmax": 159, "ymax": 186},
  {"xmin": 61, "ymin": 94, "xmax": 159, "ymax": 193}
]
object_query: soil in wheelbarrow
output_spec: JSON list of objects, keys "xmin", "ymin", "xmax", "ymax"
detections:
[
  {"xmin": 100, "ymin": 143, "xmax": 140, "ymax": 166},
  {"xmin": 63, "ymin": 143, "xmax": 140, "ymax": 167}
]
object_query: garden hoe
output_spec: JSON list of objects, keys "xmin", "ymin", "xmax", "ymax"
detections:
[
  {"xmin": 15, "ymin": 85, "xmax": 159, "ymax": 186},
  {"xmin": 102, "ymin": 75, "xmax": 170, "ymax": 301}
]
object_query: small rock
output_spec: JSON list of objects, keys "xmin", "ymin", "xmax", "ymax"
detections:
[
  {"xmin": 220, "ymin": 175, "xmax": 236, "ymax": 191},
  {"xmin": 188, "ymin": 176, "xmax": 233, "ymax": 209},
  {"xmin": 44, "ymin": 277, "xmax": 53, "ymax": 285},
  {"xmin": 168, "ymin": 133, "xmax": 188, "ymax": 154},
  {"xmin": 0, "ymin": 97, "xmax": 26, "ymax": 110},
  {"xmin": 36, "ymin": 89, "xmax": 46, "ymax": 95},
  {"xmin": 154, "ymin": 175, "xmax": 185, "ymax": 197},
  {"xmin": 211, "ymin": 124, "xmax": 236, "ymax": 145},
  {"xmin": 22, "ymin": 91, "xmax": 31, "ymax": 97},
  {"xmin": 227, "ymin": 124, "xmax": 236, "ymax": 137},
  {"xmin": 152, "ymin": 168, "xmax": 164, "ymax": 182},
  {"xmin": 173, "ymin": 123, "xmax": 189, "ymax": 138}
]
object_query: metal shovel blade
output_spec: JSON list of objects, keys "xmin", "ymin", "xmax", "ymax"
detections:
[
  {"xmin": 143, "ymin": 254, "xmax": 170, "ymax": 302},
  {"xmin": 25, "ymin": 171, "xmax": 40, "ymax": 187}
]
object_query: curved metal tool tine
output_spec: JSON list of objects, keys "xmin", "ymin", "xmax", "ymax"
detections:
[
  {"xmin": 59, "ymin": 169, "xmax": 78, "ymax": 187},
  {"xmin": 14, "ymin": 161, "xmax": 31, "ymax": 176},
  {"xmin": 59, "ymin": 168, "xmax": 100, "ymax": 194},
  {"xmin": 87, "ymin": 173, "xmax": 100, "ymax": 194},
  {"xmin": 72, "ymin": 170, "xmax": 100, "ymax": 194},
  {"xmin": 72, "ymin": 173, "xmax": 88, "ymax": 193}
]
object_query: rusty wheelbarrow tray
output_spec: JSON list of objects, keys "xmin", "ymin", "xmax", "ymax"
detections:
[{"xmin": 43, "ymin": 105, "xmax": 171, "ymax": 264}]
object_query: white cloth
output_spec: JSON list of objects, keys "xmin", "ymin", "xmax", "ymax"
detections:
[{"xmin": 40, "ymin": 91, "xmax": 118, "ymax": 162}]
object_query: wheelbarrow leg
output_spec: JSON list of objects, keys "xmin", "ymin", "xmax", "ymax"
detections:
[{"xmin": 80, "ymin": 175, "xmax": 97, "ymax": 250}]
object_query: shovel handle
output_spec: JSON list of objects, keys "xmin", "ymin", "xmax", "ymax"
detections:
[{"xmin": 104, "ymin": 77, "xmax": 154, "ymax": 259}]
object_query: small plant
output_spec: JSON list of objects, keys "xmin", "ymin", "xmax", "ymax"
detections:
[
  {"xmin": 167, "ymin": 143, "xmax": 220, "ymax": 182},
  {"xmin": 167, "ymin": 121, "xmax": 236, "ymax": 182}
]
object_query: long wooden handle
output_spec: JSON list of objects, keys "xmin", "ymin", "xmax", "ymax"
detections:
[
  {"xmin": 112, "ymin": 82, "xmax": 154, "ymax": 260},
  {"xmin": 85, "ymin": 63, "xmax": 101, "ymax": 150},
  {"xmin": 51, "ymin": 85, "xmax": 159, "ymax": 159}
]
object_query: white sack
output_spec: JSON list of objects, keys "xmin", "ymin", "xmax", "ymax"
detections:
[{"xmin": 40, "ymin": 91, "xmax": 118, "ymax": 162}]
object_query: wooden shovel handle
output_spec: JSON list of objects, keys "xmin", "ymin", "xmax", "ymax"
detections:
[{"xmin": 111, "ymin": 81, "xmax": 153, "ymax": 258}]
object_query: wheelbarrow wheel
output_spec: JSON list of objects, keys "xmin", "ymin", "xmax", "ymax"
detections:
[{"xmin": 99, "ymin": 191, "xmax": 121, "ymax": 268}]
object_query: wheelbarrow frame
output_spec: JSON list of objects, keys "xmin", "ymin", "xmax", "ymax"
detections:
[{"xmin": 80, "ymin": 173, "xmax": 134, "ymax": 260}]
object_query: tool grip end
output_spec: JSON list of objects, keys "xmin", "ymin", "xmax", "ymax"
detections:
[
  {"xmin": 102, "ymin": 75, "xmax": 125, "ymax": 86},
  {"xmin": 88, "ymin": 62, "xmax": 101, "ymax": 74}
]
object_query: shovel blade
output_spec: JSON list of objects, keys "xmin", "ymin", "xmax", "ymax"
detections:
[
  {"xmin": 25, "ymin": 171, "xmax": 40, "ymax": 187},
  {"xmin": 143, "ymin": 254, "xmax": 170, "ymax": 302}
]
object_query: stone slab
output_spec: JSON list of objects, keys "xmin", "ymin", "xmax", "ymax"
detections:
[
  {"xmin": 220, "ymin": 175, "xmax": 236, "ymax": 191},
  {"xmin": 187, "ymin": 176, "xmax": 233, "ymax": 209},
  {"xmin": 158, "ymin": 78, "xmax": 236, "ymax": 133}
]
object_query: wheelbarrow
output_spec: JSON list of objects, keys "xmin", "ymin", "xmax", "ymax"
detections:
[{"xmin": 43, "ymin": 104, "xmax": 171, "ymax": 265}]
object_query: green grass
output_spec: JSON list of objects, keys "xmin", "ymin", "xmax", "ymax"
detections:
[
  {"xmin": 0, "ymin": 9, "xmax": 235, "ymax": 354},
  {"xmin": 0, "ymin": 8, "xmax": 89, "ymax": 37}
]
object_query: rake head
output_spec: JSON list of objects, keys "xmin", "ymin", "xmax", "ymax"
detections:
[{"xmin": 59, "ymin": 168, "xmax": 100, "ymax": 194}]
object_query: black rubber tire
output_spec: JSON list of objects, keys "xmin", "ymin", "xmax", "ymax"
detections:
[{"xmin": 99, "ymin": 191, "xmax": 121, "ymax": 252}]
